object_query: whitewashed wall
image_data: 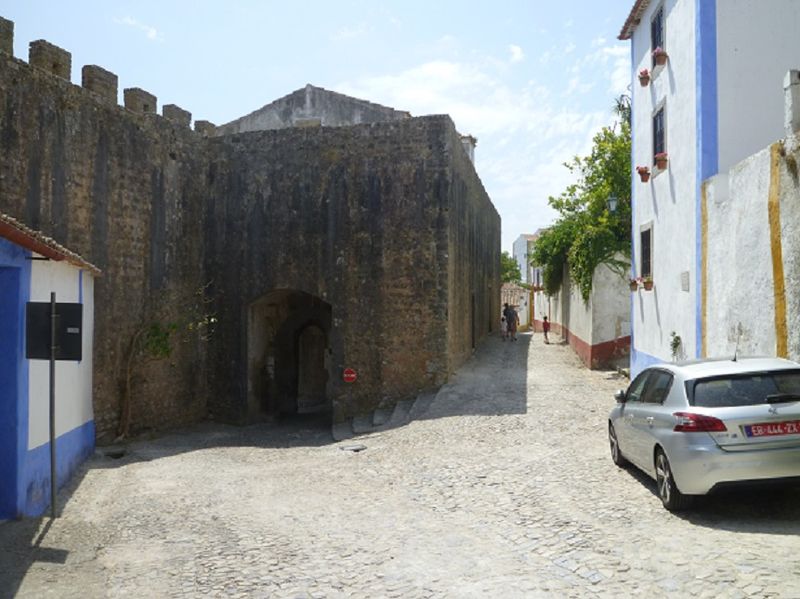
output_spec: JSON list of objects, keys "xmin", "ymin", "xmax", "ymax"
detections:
[
  {"xmin": 27, "ymin": 260, "xmax": 94, "ymax": 449},
  {"xmin": 779, "ymin": 147, "xmax": 800, "ymax": 360},
  {"xmin": 532, "ymin": 260, "xmax": 630, "ymax": 353},
  {"xmin": 631, "ymin": 0, "xmax": 698, "ymax": 364},
  {"xmin": 704, "ymin": 152, "xmax": 775, "ymax": 356},
  {"xmin": 706, "ymin": 141, "xmax": 800, "ymax": 361},
  {"xmin": 592, "ymin": 263, "xmax": 632, "ymax": 345},
  {"xmin": 716, "ymin": 0, "xmax": 800, "ymax": 173}
]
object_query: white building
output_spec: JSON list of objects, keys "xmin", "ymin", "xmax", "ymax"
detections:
[
  {"xmin": 512, "ymin": 231, "xmax": 545, "ymax": 287},
  {"xmin": 619, "ymin": 0, "xmax": 800, "ymax": 376},
  {"xmin": 0, "ymin": 213, "xmax": 99, "ymax": 519},
  {"xmin": 512, "ymin": 233, "xmax": 535, "ymax": 285},
  {"xmin": 532, "ymin": 259, "xmax": 631, "ymax": 369}
]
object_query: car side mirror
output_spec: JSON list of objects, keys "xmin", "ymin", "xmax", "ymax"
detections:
[{"xmin": 614, "ymin": 390, "xmax": 627, "ymax": 403}]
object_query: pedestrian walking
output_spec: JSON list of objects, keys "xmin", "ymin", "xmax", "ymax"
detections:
[
  {"xmin": 507, "ymin": 305, "xmax": 519, "ymax": 341},
  {"xmin": 543, "ymin": 315, "xmax": 550, "ymax": 344},
  {"xmin": 501, "ymin": 316, "xmax": 508, "ymax": 340}
]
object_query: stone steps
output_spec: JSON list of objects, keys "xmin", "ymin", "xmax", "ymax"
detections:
[{"xmin": 331, "ymin": 391, "xmax": 437, "ymax": 441}]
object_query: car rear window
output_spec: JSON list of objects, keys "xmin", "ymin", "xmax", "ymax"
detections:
[{"xmin": 690, "ymin": 370, "xmax": 800, "ymax": 407}]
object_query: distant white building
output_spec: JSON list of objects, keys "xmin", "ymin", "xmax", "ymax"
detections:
[
  {"xmin": 619, "ymin": 0, "xmax": 800, "ymax": 376},
  {"xmin": 512, "ymin": 231, "xmax": 543, "ymax": 286}
]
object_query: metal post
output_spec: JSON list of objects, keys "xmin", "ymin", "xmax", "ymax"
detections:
[{"xmin": 49, "ymin": 291, "xmax": 57, "ymax": 519}]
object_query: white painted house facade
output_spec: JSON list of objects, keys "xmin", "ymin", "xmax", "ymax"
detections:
[
  {"xmin": 0, "ymin": 213, "xmax": 99, "ymax": 519},
  {"xmin": 620, "ymin": 0, "xmax": 800, "ymax": 376},
  {"xmin": 512, "ymin": 233, "xmax": 538, "ymax": 286}
]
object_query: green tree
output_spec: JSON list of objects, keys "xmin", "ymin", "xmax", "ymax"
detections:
[
  {"xmin": 501, "ymin": 251, "xmax": 522, "ymax": 284},
  {"xmin": 531, "ymin": 96, "xmax": 631, "ymax": 301}
]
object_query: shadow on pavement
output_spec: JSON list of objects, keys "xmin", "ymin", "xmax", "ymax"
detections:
[
  {"xmin": 0, "ymin": 491, "xmax": 75, "ymax": 597},
  {"xmin": 99, "ymin": 412, "xmax": 336, "ymax": 466},
  {"xmin": 416, "ymin": 332, "xmax": 531, "ymax": 420},
  {"xmin": 620, "ymin": 462, "xmax": 800, "ymax": 534},
  {"xmin": 0, "ymin": 411, "xmax": 335, "ymax": 596}
]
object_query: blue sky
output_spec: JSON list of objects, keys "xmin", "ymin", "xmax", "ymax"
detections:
[{"xmin": 1, "ymin": 1, "xmax": 633, "ymax": 252}]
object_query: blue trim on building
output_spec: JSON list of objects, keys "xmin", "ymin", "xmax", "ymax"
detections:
[
  {"xmin": 630, "ymin": 39, "xmax": 638, "ymax": 366},
  {"xmin": 0, "ymin": 238, "xmax": 32, "ymax": 520},
  {"xmin": 695, "ymin": 0, "xmax": 718, "ymax": 358},
  {"xmin": 630, "ymin": 347, "xmax": 664, "ymax": 378},
  {"xmin": 21, "ymin": 420, "xmax": 95, "ymax": 517}
]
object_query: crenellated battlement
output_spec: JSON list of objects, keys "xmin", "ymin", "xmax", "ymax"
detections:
[
  {"xmin": 194, "ymin": 120, "xmax": 217, "ymax": 136},
  {"xmin": 163, "ymin": 104, "xmax": 191, "ymax": 128},
  {"xmin": 123, "ymin": 87, "xmax": 157, "ymax": 114},
  {"xmin": 82, "ymin": 65, "xmax": 118, "ymax": 105},
  {"xmin": 0, "ymin": 15, "xmax": 213, "ymax": 133},
  {"xmin": 29, "ymin": 39, "xmax": 71, "ymax": 80},
  {"xmin": 0, "ymin": 16, "xmax": 12, "ymax": 55}
]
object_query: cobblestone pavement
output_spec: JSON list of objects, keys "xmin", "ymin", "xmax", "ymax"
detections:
[{"xmin": 2, "ymin": 332, "xmax": 800, "ymax": 598}]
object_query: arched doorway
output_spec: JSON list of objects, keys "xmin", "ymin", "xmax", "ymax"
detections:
[{"xmin": 247, "ymin": 290, "xmax": 332, "ymax": 420}]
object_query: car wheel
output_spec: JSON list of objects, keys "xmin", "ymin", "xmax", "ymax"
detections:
[
  {"xmin": 608, "ymin": 422, "xmax": 628, "ymax": 467},
  {"xmin": 655, "ymin": 449, "xmax": 693, "ymax": 511}
]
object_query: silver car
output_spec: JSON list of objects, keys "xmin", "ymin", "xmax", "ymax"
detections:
[{"xmin": 608, "ymin": 357, "xmax": 800, "ymax": 511}]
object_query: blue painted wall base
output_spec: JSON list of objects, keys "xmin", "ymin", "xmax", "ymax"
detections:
[{"xmin": 21, "ymin": 420, "xmax": 96, "ymax": 517}]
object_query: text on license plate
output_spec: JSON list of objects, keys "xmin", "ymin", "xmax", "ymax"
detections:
[{"xmin": 744, "ymin": 420, "xmax": 800, "ymax": 437}]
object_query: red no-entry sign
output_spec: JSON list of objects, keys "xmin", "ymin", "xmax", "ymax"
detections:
[{"xmin": 343, "ymin": 368, "xmax": 357, "ymax": 383}]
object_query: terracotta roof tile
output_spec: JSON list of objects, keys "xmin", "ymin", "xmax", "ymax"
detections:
[
  {"xmin": 619, "ymin": 0, "xmax": 652, "ymax": 40},
  {"xmin": 0, "ymin": 212, "xmax": 101, "ymax": 276}
]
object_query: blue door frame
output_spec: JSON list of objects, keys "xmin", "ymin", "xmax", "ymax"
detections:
[{"xmin": 0, "ymin": 239, "xmax": 31, "ymax": 519}]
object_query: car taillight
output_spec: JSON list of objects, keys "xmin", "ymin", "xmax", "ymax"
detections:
[{"xmin": 673, "ymin": 412, "xmax": 727, "ymax": 432}]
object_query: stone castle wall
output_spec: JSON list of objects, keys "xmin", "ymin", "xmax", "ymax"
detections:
[
  {"xmin": 216, "ymin": 84, "xmax": 411, "ymax": 135},
  {"xmin": 205, "ymin": 116, "xmax": 491, "ymax": 422},
  {"xmin": 0, "ymin": 18, "xmax": 500, "ymax": 435},
  {"xmin": 0, "ymin": 42, "xmax": 210, "ymax": 439}
]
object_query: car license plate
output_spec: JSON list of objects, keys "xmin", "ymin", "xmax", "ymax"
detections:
[{"xmin": 744, "ymin": 420, "xmax": 800, "ymax": 437}]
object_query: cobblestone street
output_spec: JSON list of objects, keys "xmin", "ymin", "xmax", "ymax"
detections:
[{"xmin": 2, "ymin": 332, "xmax": 800, "ymax": 598}]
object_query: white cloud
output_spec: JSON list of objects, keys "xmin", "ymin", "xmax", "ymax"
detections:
[
  {"xmin": 564, "ymin": 42, "xmax": 576, "ymax": 54},
  {"xmin": 573, "ymin": 43, "xmax": 631, "ymax": 96},
  {"xmin": 509, "ymin": 44, "xmax": 524, "ymax": 63},
  {"xmin": 335, "ymin": 54, "xmax": 616, "ymax": 250},
  {"xmin": 113, "ymin": 16, "xmax": 162, "ymax": 42},
  {"xmin": 330, "ymin": 23, "xmax": 368, "ymax": 41},
  {"xmin": 604, "ymin": 46, "xmax": 631, "ymax": 95}
]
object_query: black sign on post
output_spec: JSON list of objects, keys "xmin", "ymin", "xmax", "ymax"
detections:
[
  {"xmin": 25, "ymin": 296, "xmax": 84, "ymax": 519},
  {"xmin": 26, "ymin": 302, "xmax": 83, "ymax": 361}
]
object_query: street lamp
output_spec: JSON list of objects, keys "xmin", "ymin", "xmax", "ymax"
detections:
[{"xmin": 607, "ymin": 195, "xmax": 619, "ymax": 213}]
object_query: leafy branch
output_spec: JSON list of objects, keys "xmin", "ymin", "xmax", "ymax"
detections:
[{"xmin": 531, "ymin": 96, "xmax": 632, "ymax": 301}]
